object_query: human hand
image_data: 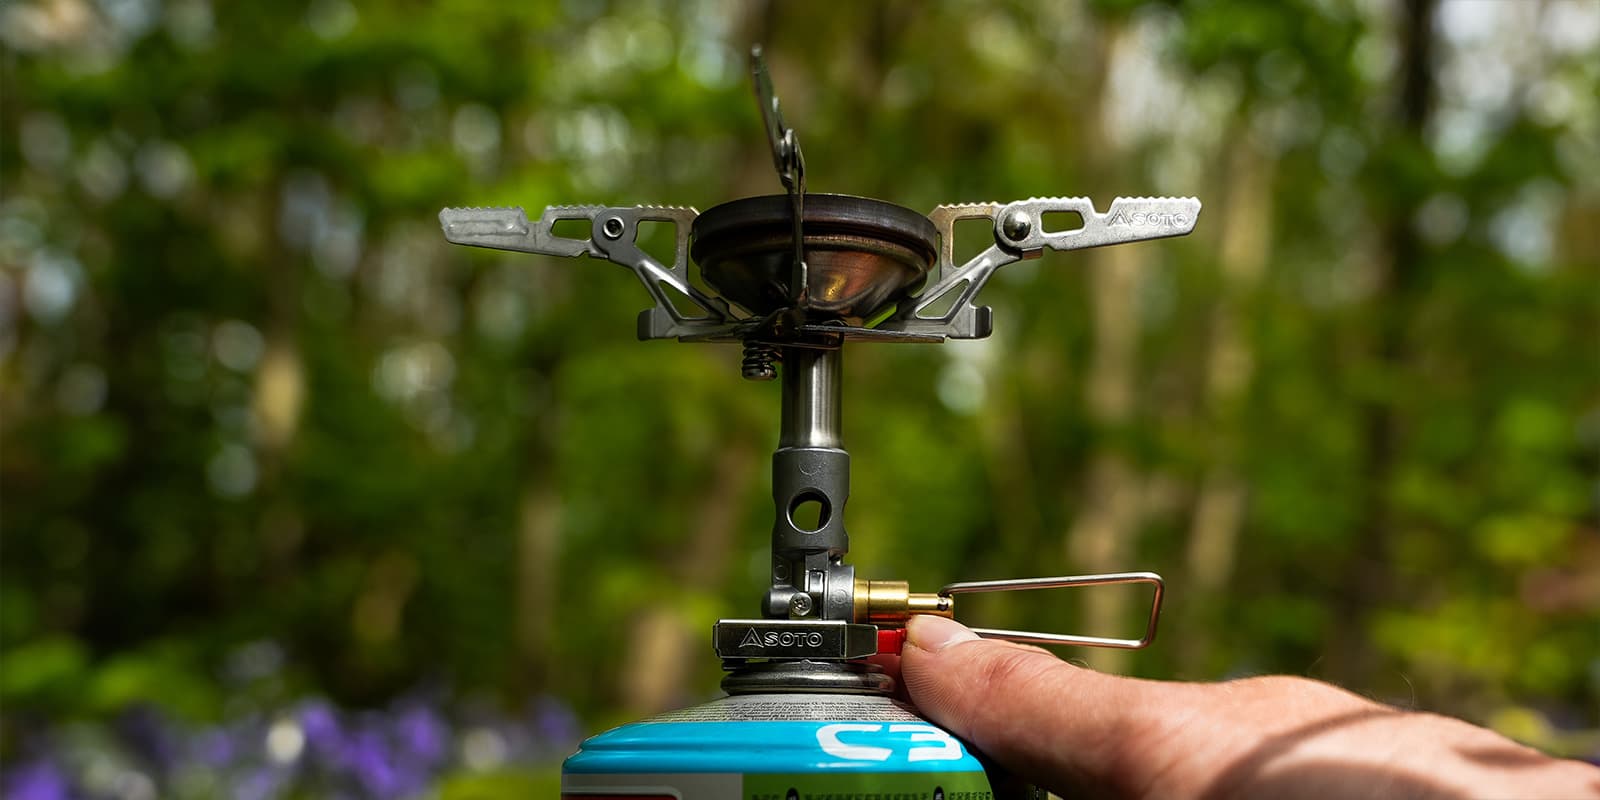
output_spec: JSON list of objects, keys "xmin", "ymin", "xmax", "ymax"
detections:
[{"xmin": 878, "ymin": 615, "xmax": 1600, "ymax": 799}]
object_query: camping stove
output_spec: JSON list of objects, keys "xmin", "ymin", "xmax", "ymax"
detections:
[{"xmin": 441, "ymin": 47, "xmax": 1199, "ymax": 800}]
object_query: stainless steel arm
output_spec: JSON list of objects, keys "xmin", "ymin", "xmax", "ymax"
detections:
[
  {"xmin": 883, "ymin": 197, "xmax": 1201, "ymax": 338},
  {"xmin": 438, "ymin": 204, "xmax": 740, "ymax": 340},
  {"xmin": 439, "ymin": 204, "xmax": 602, "ymax": 257}
]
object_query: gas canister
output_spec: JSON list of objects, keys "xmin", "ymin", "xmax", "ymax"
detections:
[{"xmin": 562, "ymin": 694, "xmax": 999, "ymax": 798}]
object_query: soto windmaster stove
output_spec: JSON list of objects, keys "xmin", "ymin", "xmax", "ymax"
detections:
[{"xmin": 440, "ymin": 48, "xmax": 1200, "ymax": 800}]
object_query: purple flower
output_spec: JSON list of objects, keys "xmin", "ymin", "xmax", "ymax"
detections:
[
  {"xmin": 347, "ymin": 728, "xmax": 403, "ymax": 798},
  {"xmin": 1, "ymin": 760, "xmax": 71, "ymax": 800},
  {"xmin": 394, "ymin": 705, "xmax": 448, "ymax": 766},
  {"xmin": 2, "ymin": 688, "xmax": 588, "ymax": 800},
  {"xmin": 298, "ymin": 699, "xmax": 348, "ymax": 766},
  {"xmin": 387, "ymin": 764, "xmax": 430, "ymax": 800},
  {"xmin": 117, "ymin": 705, "xmax": 179, "ymax": 773},
  {"xmin": 530, "ymin": 696, "xmax": 581, "ymax": 751},
  {"xmin": 236, "ymin": 766, "xmax": 286, "ymax": 800},
  {"xmin": 193, "ymin": 727, "xmax": 239, "ymax": 768}
]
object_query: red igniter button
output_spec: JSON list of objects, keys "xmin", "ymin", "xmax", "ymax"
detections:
[{"xmin": 876, "ymin": 627, "xmax": 906, "ymax": 656}]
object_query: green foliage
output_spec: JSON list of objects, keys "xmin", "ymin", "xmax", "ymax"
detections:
[
  {"xmin": 2, "ymin": 0, "xmax": 1596, "ymax": 771},
  {"xmin": 436, "ymin": 768, "xmax": 562, "ymax": 799}
]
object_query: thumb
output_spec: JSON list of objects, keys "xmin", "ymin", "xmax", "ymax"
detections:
[{"xmin": 900, "ymin": 614, "xmax": 1158, "ymax": 796}]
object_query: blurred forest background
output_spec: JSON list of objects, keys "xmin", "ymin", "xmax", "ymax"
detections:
[{"xmin": 3, "ymin": 0, "xmax": 1598, "ymax": 795}]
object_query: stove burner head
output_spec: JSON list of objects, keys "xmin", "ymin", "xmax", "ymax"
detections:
[{"xmin": 691, "ymin": 194, "xmax": 937, "ymax": 325}]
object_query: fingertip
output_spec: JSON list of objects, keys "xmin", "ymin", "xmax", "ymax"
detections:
[
  {"xmin": 906, "ymin": 614, "xmax": 980, "ymax": 652},
  {"xmin": 900, "ymin": 625, "xmax": 1068, "ymax": 735}
]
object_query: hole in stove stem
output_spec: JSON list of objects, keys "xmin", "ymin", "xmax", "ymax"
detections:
[{"xmin": 787, "ymin": 492, "xmax": 830, "ymax": 533}]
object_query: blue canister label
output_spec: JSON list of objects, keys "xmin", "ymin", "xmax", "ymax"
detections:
[{"xmin": 562, "ymin": 693, "xmax": 995, "ymax": 799}]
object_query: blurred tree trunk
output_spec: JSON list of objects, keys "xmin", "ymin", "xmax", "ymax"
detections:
[
  {"xmin": 516, "ymin": 485, "xmax": 560, "ymax": 689},
  {"xmin": 980, "ymin": 357, "xmax": 1047, "ymax": 560},
  {"xmin": 620, "ymin": 436, "xmax": 757, "ymax": 715},
  {"xmin": 1064, "ymin": 21, "xmax": 1148, "ymax": 675},
  {"xmin": 1182, "ymin": 139, "xmax": 1275, "ymax": 668},
  {"xmin": 515, "ymin": 352, "xmax": 564, "ymax": 697},
  {"xmin": 1330, "ymin": 0, "xmax": 1437, "ymax": 686}
]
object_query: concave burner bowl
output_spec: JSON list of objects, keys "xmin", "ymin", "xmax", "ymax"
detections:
[{"xmin": 690, "ymin": 194, "xmax": 938, "ymax": 326}]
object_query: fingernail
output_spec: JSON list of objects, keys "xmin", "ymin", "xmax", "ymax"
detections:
[{"xmin": 908, "ymin": 615, "xmax": 979, "ymax": 652}]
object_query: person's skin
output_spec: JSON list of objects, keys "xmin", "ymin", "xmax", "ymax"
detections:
[{"xmin": 875, "ymin": 615, "xmax": 1600, "ymax": 799}]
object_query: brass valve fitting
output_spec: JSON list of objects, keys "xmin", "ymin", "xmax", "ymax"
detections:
[{"xmin": 852, "ymin": 579, "xmax": 953, "ymax": 625}]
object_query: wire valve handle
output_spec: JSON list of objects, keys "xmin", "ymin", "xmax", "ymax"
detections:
[{"xmin": 932, "ymin": 572, "xmax": 1165, "ymax": 650}]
